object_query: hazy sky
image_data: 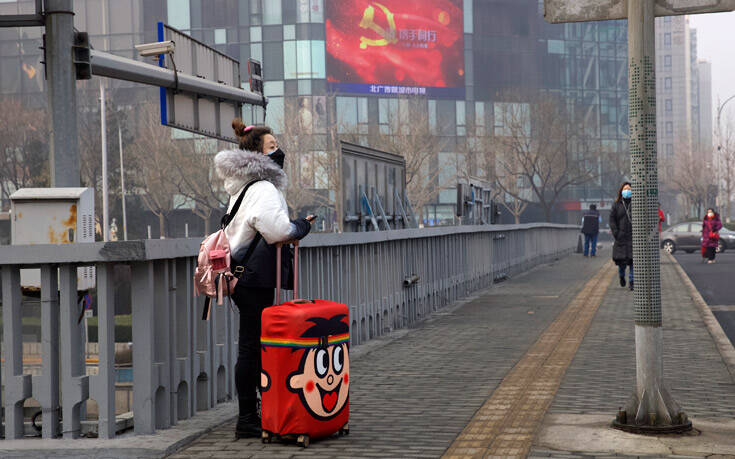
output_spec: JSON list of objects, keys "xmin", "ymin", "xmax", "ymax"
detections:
[{"xmin": 689, "ymin": 11, "xmax": 735, "ymax": 128}]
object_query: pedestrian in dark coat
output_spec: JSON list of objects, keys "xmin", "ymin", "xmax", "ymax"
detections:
[
  {"xmin": 610, "ymin": 182, "xmax": 634, "ymax": 290},
  {"xmin": 701, "ymin": 207, "xmax": 723, "ymax": 264},
  {"xmin": 581, "ymin": 204, "xmax": 600, "ymax": 256}
]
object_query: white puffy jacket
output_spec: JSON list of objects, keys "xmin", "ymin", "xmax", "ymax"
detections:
[{"xmin": 214, "ymin": 148, "xmax": 300, "ymax": 257}]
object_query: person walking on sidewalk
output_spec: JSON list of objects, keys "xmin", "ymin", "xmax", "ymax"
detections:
[
  {"xmin": 701, "ymin": 207, "xmax": 722, "ymax": 264},
  {"xmin": 610, "ymin": 182, "xmax": 634, "ymax": 290},
  {"xmin": 215, "ymin": 119, "xmax": 314, "ymax": 439},
  {"xmin": 581, "ymin": 204, "xmax": 600, "ymax": 257},
  {"xmin": 658, "ymin": 204, "xmax": 665, "ymax": 234}
]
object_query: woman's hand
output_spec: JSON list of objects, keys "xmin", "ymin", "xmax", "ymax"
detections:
[{"xmin": 306, "ymin": 215, "xmax": 317, "ymax": 225}]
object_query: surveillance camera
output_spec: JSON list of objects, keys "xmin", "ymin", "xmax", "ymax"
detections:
[{"xmin": 135, "ymin": 40, "xmax": 175, "ymax": 57}]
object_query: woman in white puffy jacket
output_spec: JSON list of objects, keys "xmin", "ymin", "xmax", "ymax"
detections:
[{"xmin": 214, "ymin": 119, "xmax": 312, "ymax": 439}]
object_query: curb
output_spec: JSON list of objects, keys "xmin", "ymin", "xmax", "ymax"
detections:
[{"xmin": 667, "ymin": 252, "xmax": 735, "ymax": 382}]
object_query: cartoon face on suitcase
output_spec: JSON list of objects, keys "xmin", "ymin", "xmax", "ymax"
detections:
[
  {"xmin": 285, "ymin": 315, "xmax": 350, "ymax": 420},
  {"xmin": 261, "ymin": 304, "xmax": 350, "ymax": 438}
]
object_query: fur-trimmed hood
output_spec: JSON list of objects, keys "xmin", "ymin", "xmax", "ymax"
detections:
[{"xmin": 214, "ymin": 149, "xmax": 287, "ymax": 196}]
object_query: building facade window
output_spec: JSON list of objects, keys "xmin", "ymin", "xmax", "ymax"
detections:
[
  {"xmin": 263, "ymin": 0, "xmax": 283, "ymax": 25},
  {"xmin": 664, "ymin": 33, "xmax": 671, "ymax": 47},
  {"xmin": 214, "ymin": 28, "xmax": 226, "ymax": 44},
  {"xmin": 296, "ymin": 0, "xmax": 324, "ymax": 23},
  {"xmin": 665, "ymin": 99, "xmax": 672, "ymax": 112},
  {"xmin": 664, "ymin": 77, "xmax": 672, "ymax": 90},
  {"xmin": 167, "ymin": 0, "xmax": 190, "ymax": 31},
  {"xmin": 664, "ymin": 55, "xmax": 671, "ymax": 68},
  {"xmin": 665, "ymin": 121, "xmax": 673, "ymax": 134},
  {"xmin": 463, "ymin": 0, "xmax": 473, "ymax": 34}
]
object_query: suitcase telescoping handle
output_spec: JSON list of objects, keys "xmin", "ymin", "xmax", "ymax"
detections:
[{"xmin": 275, "ymin": 240, "xmax": 300, "ymax": 304}]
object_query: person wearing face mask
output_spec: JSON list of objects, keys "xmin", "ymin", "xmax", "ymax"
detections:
[
  {"xmin": 701, "ymin": 207, "xmax": 722, "ymax": 264},
  {"xmin": 215, "ymin": 119, "xmax": 314, "ymax": 438},
  {"xmin": 610, "ymin": 182, "xmax": 634, "ymax": 290}
]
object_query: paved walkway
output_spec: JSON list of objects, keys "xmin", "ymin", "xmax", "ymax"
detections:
[{"xmin": 169, "ymin": 249, "xmax": 735, "ymax": 458}]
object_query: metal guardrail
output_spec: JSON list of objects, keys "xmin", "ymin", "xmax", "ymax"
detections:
[{"xmin": 0, "ymin": 223, "xmax": 577, "ymax": 440}]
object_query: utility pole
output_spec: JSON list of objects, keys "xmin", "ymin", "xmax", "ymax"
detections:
[
  {"xmin": 45, "ymin": 0, "xmax": 79, "ymax": 187},
  {"xmin": 100, "ymin": 81, "xmax": 109, "ymax": 241},
  {"xmin": 119, "ymin": 126, "xmax": 128, "ymax": 240},
  {"xmin": 542, "ymin": 0, "xmax": 735, "ymax": 433},
  {"xmin": 621, "ymin": 0, "xmax": 688, "ymax": 431}
]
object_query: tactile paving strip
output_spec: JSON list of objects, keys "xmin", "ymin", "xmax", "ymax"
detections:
[{"xmin": 443, "ymin": 262, "xmax": 615, "ymax": 458}]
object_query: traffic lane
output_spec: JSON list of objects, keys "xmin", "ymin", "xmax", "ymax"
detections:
[
  {"xmin": 673, "ymin": 251, "xmax": 735, "ymax": 305},
  {"xmin": 674, "ymin": 251, "xmax": 735, "ymax": 347}
]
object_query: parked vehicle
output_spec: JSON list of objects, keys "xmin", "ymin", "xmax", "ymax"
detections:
[{"xmin": 661, "ymin": 221, "xmax": 735, "ymax": 254}]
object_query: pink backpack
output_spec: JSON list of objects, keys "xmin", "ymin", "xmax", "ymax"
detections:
[{"xmin": 194, "ymin": 180, "xmax": 261, "ymax": 320}]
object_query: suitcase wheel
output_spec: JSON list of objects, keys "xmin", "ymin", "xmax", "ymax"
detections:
[
  {"xmin": 261, "ymin": 430, "xmax": 272, "ymax": 444},
  {"xmin": 296, "ymin": 434, "xmax": 310, "ymax": 448},
  {"xmin": 339, "ymin": 423, "xmax": 350, "ymax": 436}
]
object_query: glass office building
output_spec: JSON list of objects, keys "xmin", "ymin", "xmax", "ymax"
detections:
[{"xmin": 0, "ymin": 0, "xmax": 631, "ymax": 223}]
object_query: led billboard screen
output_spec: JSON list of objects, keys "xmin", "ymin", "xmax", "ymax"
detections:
[{"xmin": 326, "ymin": 0, "xmax": 465, "ymax": 98}]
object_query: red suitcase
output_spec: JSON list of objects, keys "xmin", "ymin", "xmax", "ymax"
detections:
[{"xmin": 260, "ymin": 243, "xmax": 350, "ymax": 447}]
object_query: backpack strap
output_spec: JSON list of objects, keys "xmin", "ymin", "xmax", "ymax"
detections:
[
  {"xmin": 221, "ymin": 179, "xmax": 262, "ymax": 229},
  {"xmin": 222, "ymin": 179, "xmax": 264, "ymax": 278}
]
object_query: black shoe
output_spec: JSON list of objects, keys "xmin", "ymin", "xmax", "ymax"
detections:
[
  {"xmin": 235, "ymin": 413, "xmax": 262, "ymax": 439},
  {"xmin": 629, "ymin": 280, "xmax": 634, "ymax": 291},
  {"xmin": 619, "ymin": 276, "xmax": 626, "ymax": 287}
]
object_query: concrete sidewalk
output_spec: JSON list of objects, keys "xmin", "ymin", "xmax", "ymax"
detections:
[
  {"xmin": 167, "ymin": 249, "xmax": 735, "ymax": 458},
  {"xmin": 532, "ymin": 254, "xmax": 735, "ymax": 458}
]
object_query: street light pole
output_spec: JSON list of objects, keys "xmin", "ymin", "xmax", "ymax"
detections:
[
  {"xmin": 119, "ymin": 126, "xmax": 128, "ymax": 241},
  {"xmin": 715, "ymin": 94, "xmax": 735, "ymax": 222}
]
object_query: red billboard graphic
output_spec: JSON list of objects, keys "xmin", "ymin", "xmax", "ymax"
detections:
[{"xmin": 326, "ymin": 0, "xmax": 465, "ymax": 97}]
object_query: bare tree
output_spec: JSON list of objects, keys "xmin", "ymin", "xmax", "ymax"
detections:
[
  {"xmin": 126, "ymin": 103, "xmax": 181, "ymax": 237},
  {"xmin": 276, "ymin": 95, "xmax": 445, "ymax": 228},
  {"xmin": 600, "ymin": 140, "xmax": 630, "ymax": 199},
  {"xmin": 369, "ymin": 97, "xmax": 444, "ymax": 223},
  {"xmin": 76, "ymin": 84, "xmax": 131, "ymax": 235},
  {"xmin": 163, "ymin": 136, "xmax": 228, "ymax": 235},
  {"xmin": 277, "ymin": 94, "xmax": 345, "ymax": 229},
  {"xmin": 492, "ymin": 90, "xmax": 598, "ymax": 222},
  {"xmin": 0, "ymin": 97, "xmax": 49, "ymax": 208},
  {"xmin": 666, "ymin": 142, "xmax": 710, "ymax": 219}
]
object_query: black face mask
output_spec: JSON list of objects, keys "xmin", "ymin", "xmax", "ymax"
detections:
[{"xmin": 268, "ymin": 148, "xmax": 285, "ymax": 169}]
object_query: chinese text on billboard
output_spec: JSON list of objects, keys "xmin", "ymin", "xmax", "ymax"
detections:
[{"xmin": 326, "ymin": 0, "xmax": 465, "ymax": 98}]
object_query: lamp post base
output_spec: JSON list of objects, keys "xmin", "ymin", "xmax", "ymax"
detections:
[{"xmin": 611, "ymin": 390, "xmax": 692, "ymax": 435}]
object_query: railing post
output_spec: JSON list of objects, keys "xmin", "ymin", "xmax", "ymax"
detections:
[
  {"xmin": 152, "ymin": 259, "xmax": 171, "ymax": 429},
  {"xmin": 2, "ymin": 265, "xmax": 32, "ymax": 439},
  {"xmin": 168, "ymin": 259, "xmax": 178, "ymax": 425},
  {"xmin": 35, "ymin": 265, "xmax": 60, "ymax": 438},
  {"xmin": 91, "ymin": 263, "xmax": 116, "ymax": 438},
  {"xmin": 131, "ymin": 261, "xmax": 156, "ymax": 434},
  {"xmin": 59, "ymin": 264, "xmax": 89, "ymax": 439},
  {"xmin": 175, "ymin": 257, "xmax": 194, "ymax": 420}
]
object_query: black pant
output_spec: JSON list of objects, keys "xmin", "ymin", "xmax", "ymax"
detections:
[
  {"xmin": 231, "ymin": 284, "xmax": 274, "ymax": 415},
  {"xmin": 704, "ymin": 246, "xmax": 716, "ymax": 261}
]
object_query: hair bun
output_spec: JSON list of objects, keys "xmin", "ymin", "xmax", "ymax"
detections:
[{"xmin": 232, "ymin": 117, "xmax": 246, "ymax": 137}]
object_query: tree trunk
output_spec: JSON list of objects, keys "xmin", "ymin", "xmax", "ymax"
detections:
[
  {"xmin": 514, "ymin": 214, "xmax": 520, "ymax": 224},
  {"xmin": 158, "ymin": 213, "xmax": 166, "ymax": 239},
  {"xmin": 543, "ymin": 204, "xmax": 552, "ymax": 223},
  {"xmin": 203, "ymin": 215, "xmax": 211, "ymax": 236}
]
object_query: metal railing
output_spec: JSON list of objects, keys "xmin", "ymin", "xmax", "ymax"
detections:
[{"xmin": 0, "ymin": 223, "xmax": 576, "ymax": 440}]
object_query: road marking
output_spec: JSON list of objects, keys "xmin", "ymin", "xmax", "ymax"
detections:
[
  {"xmin": 443, "ymin": 262, "xmax": 615, "ymax": 459},
  {"xmin": 709, "ymin": 305, "xmax": 735, "ymax": 312}
]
